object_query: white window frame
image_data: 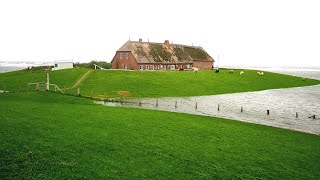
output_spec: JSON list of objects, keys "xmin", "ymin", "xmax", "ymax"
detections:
[
  {"xmin": 120, "ymin": 52, "xmax": 123, "ymax": 59},
  {"xmin": 125, "ymin": 52, "xmax": 129, "ymax": 60},
  {"xmin": 139, "ymin": 65, "xmax": 143, "ymax": 70},
  {"xmin": 150, "ymin": 65, "xmax": 154, "ymax": 70},
  {"xmin": 186, "ymin": 64, "xmax": 190, "ymax": 69},
  {"xmin": 145, "ymin": 65, "xmax": 149, "ymax": 70}
]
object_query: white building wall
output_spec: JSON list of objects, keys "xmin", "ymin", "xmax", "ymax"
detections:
[{"xmin": 53, "ymin": 62, "xmax": 73, "ymax": 70}]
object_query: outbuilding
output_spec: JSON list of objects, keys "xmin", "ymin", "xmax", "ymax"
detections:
[{"xmin": 52, "ymin": 61, "xmax": 73, "ymax": 71}]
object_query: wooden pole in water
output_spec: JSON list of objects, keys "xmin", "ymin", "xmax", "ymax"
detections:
[
  {"xmin": 241, "ymin": 107, "xmax": 243, "ymax": 113},
  {"xmin": 267, "ymin": 110, "xmax": 270, "ymax": 115},
  {"xmin": 175, "ymin": 101, "xmax": 177, "ymax": 109},
  {"xmin": 296, "ymin": 112, "xmax": 298, "ymax": 118},
  {"xmin": 139, "ymin": 101, "xmax": 142, "ymax": 107},
  {"xmin": 195, "ymin": 102, "xmax": 198, "ymax": 110},
  {"xmin": 156, "ymin": 99, "xmax": 158, "ymax": 107},
  {"xmin": 218, "ymin": 104, "xmax": 220, "ymax": 111}
]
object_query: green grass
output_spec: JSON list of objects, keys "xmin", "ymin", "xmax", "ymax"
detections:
[
  {"xmin": 0, "ymin": 68, "xmax": 89, "ymax": 92},
  {"xmin": 1, "ymin": 92, "xmax": 319, "ymax": 179},
  {"xmin": 73, "ymin": 69, "xmax": 319, "ymax": 97},
  {"xmin": 1, "ymin": 68, "xmax": 319, "ymax": 98}
]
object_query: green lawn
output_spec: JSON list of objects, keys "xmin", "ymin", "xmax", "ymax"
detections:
[
  {"xmin": 0, "ymin": 68, "xmax": 319, "ymax": 98},
  {"xmin": 1, "ymin": 92, "xmax": 320, "ymax": 179},
  {"xmin": 0, "ymin": 68, "xmax": 89, "ymax": 92}
]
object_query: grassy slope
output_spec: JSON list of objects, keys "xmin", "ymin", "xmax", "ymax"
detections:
[
  {"xmin": 72, "ymin": 69, "xmax": 320, "ymax": 97},
  {"xmin": 0, "ymin": 69, "xmax": 319, "ymax": 97},
  {"xmin": 0, "ymin": 68, "xmax": 89, "ymax": 92},
  {"xmin": 1, "ymin": 92, "xmax": 320, "ymax": 179}
]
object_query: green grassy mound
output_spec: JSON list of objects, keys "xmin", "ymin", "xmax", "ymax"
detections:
[
  {"xmin": 0, "ymin": 68, "xmax": 319, "ymax": 98},
  {"xmin": 1, "ymin": 92, "xmax": 319, "ymax": 179}
]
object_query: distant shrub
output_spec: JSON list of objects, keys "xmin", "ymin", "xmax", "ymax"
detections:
[
  {"xmin": 74, "ymin": 61, "xmax": 112, "ymax": 69},
  {"xmin": 24, "ymin": 66, "xmax": 53, "ymax": 72}
]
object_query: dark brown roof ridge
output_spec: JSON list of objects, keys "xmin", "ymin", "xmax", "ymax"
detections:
[{"xmin": 128, "ymin": 40, "xmax": 203, "ymax": 49}]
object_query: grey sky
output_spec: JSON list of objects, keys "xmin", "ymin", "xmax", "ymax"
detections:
[{"xmin": 0, "ymin": 0, "xmax": 319, "ymax": 67}]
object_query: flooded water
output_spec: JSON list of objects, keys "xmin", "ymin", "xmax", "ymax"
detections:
[{"xmin": 97, "ymin": 69, "xmax": 320, "ymax": 135}]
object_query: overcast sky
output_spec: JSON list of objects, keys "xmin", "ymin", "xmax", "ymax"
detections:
[{"xmin": 0, "ymin": 0, "xmax": 319, "ymax": 67}]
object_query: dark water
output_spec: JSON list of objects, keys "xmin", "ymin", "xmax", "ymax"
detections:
[{"xmin": 98, "ymin": 70, "xmax": 320, "ymax": 135}]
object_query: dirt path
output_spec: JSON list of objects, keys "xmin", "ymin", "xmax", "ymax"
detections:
[{"xmin": 70, "ymin": 69, "xmax": 93, "ymax": 89}]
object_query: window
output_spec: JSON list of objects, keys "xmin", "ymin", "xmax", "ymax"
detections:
[
  {"xmin": 139, "ymin": 65, "xmax": 143, "ymax": 70},
  {"xmin": 186, "ymin": 64, "xmax": 190, "ymax": 69},
  {"xmin": 120, "ymin": 52, "xmax": 123, "ymax": 59},
  {"xmin": 54, "ymin": 64, "xmax": 58, "ymax": 67},
  {"xmin": 145, "ymin": 65, "xmax": 149, "ymax": 70},
  {"xmin": 150, "ymin": 65, "xmax": 154, "ymax": 70},
  {"xmin": 125, "ymin": 52, "xmax": 129, "ymax": 60}
]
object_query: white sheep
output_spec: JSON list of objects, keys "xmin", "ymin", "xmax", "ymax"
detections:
[
  {"xmin": 192, "ymin": 67, "xmax": 199, "ymax": 73},
  {"xmin": 240, "ymin": 71, "xmax": 244, "ymax": 75},
  {"xmin": 257, "ymin": 71, "xmax": 264, "ymax": 76}
]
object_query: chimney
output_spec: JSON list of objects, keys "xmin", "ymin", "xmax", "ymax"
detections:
[
  {"xmin": 164, "ymin": 40, "xmax": 170, "ymax": 47},
  {"xmin": 139, "ymin": 38, "xmax": 142, "ymax": 42}
]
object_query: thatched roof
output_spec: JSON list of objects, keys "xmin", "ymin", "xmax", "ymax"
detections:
[{"xmin": 117, "ymin": 41, "xmax": 214, "ymax": 64}]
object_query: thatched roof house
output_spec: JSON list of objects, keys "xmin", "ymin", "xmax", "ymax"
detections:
[{"xmin": 111, "ymin": 39, "xmax": 214, "ymax": 70}]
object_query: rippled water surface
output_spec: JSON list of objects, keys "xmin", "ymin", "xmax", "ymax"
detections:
[{"xmin": 98, "ymin": 70, "xmax": 320, "ymax": 135}]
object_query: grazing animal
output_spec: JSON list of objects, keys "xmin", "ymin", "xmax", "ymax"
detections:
[
  {"xmin": 229, "ymin": 70, "xmax": 234, "ymax": 74},
  {"xmin": 260, "ymin": 72, "xmax": 264, "ymax": 76},
  {"xmin": 257, "ymin": 72, "xmax": 261, "ymax": 76},
  {"xmin": 192, "ymin": 67, "xmax": 199, "ymax": 73},
  {"xmin": 240, "ymin": 71, "xmax": 244, "ymax": 75}
]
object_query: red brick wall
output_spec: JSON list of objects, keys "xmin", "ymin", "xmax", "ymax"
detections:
[
  {"xmin": 112, "ymin": 52, "xmax": 214, "ymax": 70},
  {"xmin": 193, "ymin": 61, "xmax": 213, "ymax": 70},
  {"xmin": 112, "ymin": 51, "xmax": 139, "ymax": 70}
]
